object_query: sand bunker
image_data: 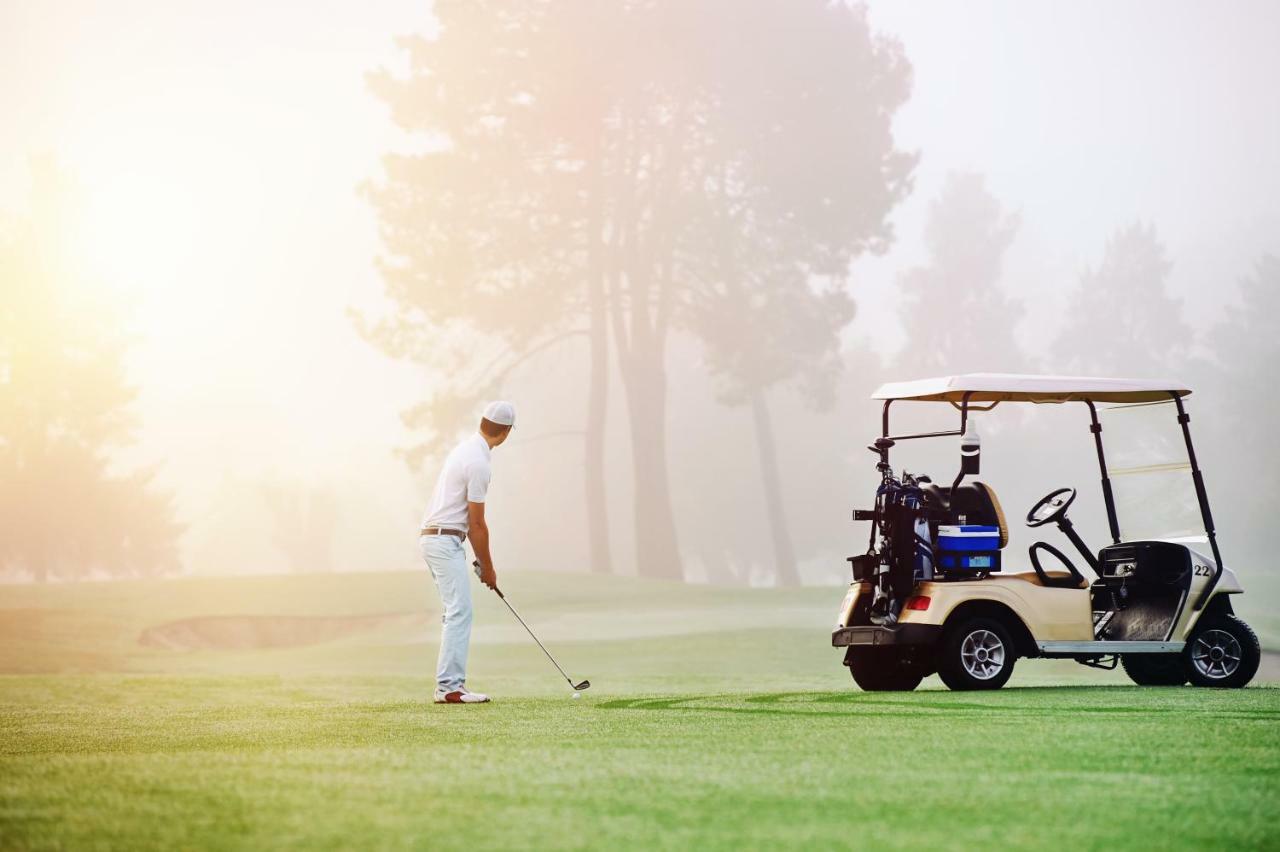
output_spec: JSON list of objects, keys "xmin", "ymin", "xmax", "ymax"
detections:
[{"xmin": 139, "ymin": 611, "xmax": 429, "ymax": 651}]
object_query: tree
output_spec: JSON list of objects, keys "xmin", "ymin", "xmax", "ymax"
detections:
[
  {"xmin": 1045, "ymin": 225, "xmax": 1195, "ymax": 544},
  {"xmin": 0, "ymin": 159, "xmax": 180, "ymax": 581},
  {"xmin": 362, "ymin": 1, "xmax": 612, "ymax": 573},
  {"xmin": 365, "ymin": 0, "xmax": 914, "ymax": 580},
  {"xmin": 688, "ymin": 234, "xmax": 858, "ymax": 586},
  {"xmin": 1200, "ymin": 255, "xmax": 1280, "ymax": 548},
  {"xmin": 1053, "ymin": 223, "xmax": 1190, "ymax": 376},
  {"xmin": 896, "ymin": 172, "xmax": 1023, "ymax": 377}
]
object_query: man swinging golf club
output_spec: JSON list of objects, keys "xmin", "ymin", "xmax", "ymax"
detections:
[{"xmin": 419, "ymin": 400, "xmax": 514, "ymax": 704}]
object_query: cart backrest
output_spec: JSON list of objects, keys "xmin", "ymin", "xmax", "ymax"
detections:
[{"xmin": 922, "ymin": 481, "xmax": 1009, "ymax": 548}]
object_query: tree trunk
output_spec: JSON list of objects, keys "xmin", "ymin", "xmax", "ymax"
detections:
[
  {"xmin": 750, "ymin": 388, "xmax": 800, "ymax": 587},
  {"xmin": 583, "ymin": 146, "xmax": 613, "ymax": 575},
  {"xmin": 584, "ymin": 277, "xmax": 613, "ymax": 574},
  {"xmin": 619, "ymin": 346, "xmax": 682, "ymax": 581},
  {"xmin": 606, "ymin": 124, "xmax": 682, "ymax": 581}
]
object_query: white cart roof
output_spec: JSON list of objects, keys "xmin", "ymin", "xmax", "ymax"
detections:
[{"xmin": 871, "ymin": 373, "xmax": 1191, "ymax": 404}]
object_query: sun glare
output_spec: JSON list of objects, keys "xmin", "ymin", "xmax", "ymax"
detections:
[{"xmin": 79, "ymin": 169, "xmax": 201, "ymax": 299}]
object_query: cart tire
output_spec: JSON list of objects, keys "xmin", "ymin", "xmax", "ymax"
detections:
[
  {"xmin": 1121, "ymin": 654, "xmax": 1187, "ymax": 686},
  {"xmin": 1184, "ymin": 614, "xmax": 1260, "ymax": 689},
  {"xmin": 847, "ymin": 647, "xmax": 925, "ymax": 692},
  {"xmin": 937, "ymin": 616, "xmax": 1016, "ymax": 691}
]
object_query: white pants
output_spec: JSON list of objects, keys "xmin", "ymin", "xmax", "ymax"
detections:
[{"xmin": 420, "ymin": 534, "xmax": 472, "ymax": 692}]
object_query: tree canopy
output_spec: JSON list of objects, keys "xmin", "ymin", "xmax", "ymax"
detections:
[
  {"xmin": 1054, "ymin": 223, "xmax": 1190, "ymax": 376},
  {"xmin": 896, "ymin": 172, "xmax": 1023, "ymax": 377}
]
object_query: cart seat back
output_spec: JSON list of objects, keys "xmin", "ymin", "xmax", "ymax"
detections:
[{"xmin": 946, "ymin": 481, "xmax": 1009, "ymax": 548}]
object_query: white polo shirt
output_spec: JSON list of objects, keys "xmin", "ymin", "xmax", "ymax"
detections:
[{"xmin": 421, "ymin": 433, "xmax": 492, "ymax": 533}]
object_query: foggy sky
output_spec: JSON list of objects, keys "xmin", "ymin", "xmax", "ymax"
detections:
[{"xmin": 2, "ymin": 0, "xmax": 1277, "ymax": 577}]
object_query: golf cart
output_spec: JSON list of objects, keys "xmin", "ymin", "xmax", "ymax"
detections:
[{"xmin": 832, "ymin": 374, "xmax": 1260, "ymax": 691}]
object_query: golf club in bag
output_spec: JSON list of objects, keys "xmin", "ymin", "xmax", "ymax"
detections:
[{"xmin": 473, "ymin": 561, "xmax": 590, "ymax": 692}]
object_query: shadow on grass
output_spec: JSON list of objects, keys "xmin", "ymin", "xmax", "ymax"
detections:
[{"xmin": 598, "ymin": 685, "xmax": 1280, "ymax": 720}]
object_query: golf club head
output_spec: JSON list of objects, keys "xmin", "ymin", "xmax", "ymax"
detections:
[{"xmin": 573, "ymin": 680, "xmax": 590, "ymax": 691}]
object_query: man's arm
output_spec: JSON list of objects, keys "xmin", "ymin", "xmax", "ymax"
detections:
[{"xmin": 468, "ymin": 500, "xmax": 497, "ymax": 590}]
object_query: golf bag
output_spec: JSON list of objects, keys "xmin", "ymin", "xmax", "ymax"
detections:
[{"xmin": 862, "ymin": 472, "xmax": 935, "ymax": 624}]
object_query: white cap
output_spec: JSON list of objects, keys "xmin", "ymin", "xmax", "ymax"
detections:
[{"xmin": 482, "ymin": 400, "xmax": 516, "ymax": 427}]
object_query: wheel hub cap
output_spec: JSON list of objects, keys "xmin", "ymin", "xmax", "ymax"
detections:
[
  {"xmin": 1191, "ymin": 629, "xmax": 1241, "ymax": 680},
  {"xmin": 961, "ymin": 629, "xmax": 1006, "ymax": 680}
]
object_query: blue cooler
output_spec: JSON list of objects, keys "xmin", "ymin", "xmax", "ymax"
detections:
[{"xmin": 937, "ymin": 525, "xmax": 1002, "ymax": 572}]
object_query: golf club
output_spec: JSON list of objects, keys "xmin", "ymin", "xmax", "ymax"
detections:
[{"xmin": 473, "ymin": 560, "xmax": 590, "ymax": 692}]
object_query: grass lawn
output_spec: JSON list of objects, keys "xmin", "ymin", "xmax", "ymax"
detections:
[{"xmin": 1, "ymin": 571, "xmax": 1277, "ymax": 849}]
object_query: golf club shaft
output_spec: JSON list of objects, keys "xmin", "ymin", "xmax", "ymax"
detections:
[
  {"xmin": 498, "ymin": 595, "xmax": 576, "ymax": 687},
  {"xmin": 474, "ymin": 560, "xmax": 576, "ymax": 687}
]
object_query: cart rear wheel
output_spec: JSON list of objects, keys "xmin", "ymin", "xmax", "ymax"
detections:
[
  {"xmin": 847, "ymin": 647, "xmax": 926, "ymax": 691},
  {"xmin": 1121, "ymin": 653, "xmax": 1187, "ymax": 686},
  {"xmin": 937, "ymin": 616, "xmax": 1016, "ymax": 691},
  {"xmin": 1184, "ymin": 614, "xmax": 1259, "ymax": 689}
]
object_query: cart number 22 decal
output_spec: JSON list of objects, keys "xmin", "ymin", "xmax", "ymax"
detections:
[{"xmin": 1193, "ymin": 564, "xmax": 1213, "ymax": 577}]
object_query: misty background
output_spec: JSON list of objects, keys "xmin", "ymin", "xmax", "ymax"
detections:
[{"xmin": 2, "ymin": 1, "xmax": 1278, "ymax": 604}]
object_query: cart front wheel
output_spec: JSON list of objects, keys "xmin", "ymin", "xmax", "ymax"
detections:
[{"xmin": 1184, "ymin": 614, "xmax": 1259, "ymax": 689}]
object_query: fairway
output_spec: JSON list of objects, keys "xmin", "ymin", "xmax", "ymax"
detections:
[
  {"xmin": 2, "ymin": 572, "xmax": 1278, "ymax": 850},
  {"xmin": 9, "ymin": 0, "xmax": 1280, "ymax": 847}
]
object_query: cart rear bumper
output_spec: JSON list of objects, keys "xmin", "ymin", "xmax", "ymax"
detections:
[{"xmin": 832, "ymin": 624, "xmax": 942, "ymax": 648}]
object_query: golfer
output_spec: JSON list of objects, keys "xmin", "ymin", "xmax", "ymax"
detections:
[{"xmin": 419, "ymin": 401, "xmax": 514, "ymax": 704}]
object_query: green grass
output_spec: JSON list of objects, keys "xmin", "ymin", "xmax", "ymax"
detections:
[{"xmin": 1, "ymin": 571, "xmax": 1278, "ymax": 850}]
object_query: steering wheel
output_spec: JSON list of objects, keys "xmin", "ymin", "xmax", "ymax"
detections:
[
  {"xmin": 1029, "ymin": 542, "xmax": 1087, "ymax": 588},
  {"xmin": 1026, "ymin": 487, "xmax": 1076, "ymax": 528}
]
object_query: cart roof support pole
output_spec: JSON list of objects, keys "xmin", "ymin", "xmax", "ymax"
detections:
[
  {"xmin": 1172, "ymin": 393, "xmax": 1224, "ymax": 611},
  {"xmin": 950, "ymin": 393, "xmax": 975, "ymax": 493},
  {"xmin": 879, "ymin": 399, "xmax": 892, "ymax": 467},
  {"xmin": 1085, "ymin": 401, "xmax": 1122, "ymax": 545}
]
